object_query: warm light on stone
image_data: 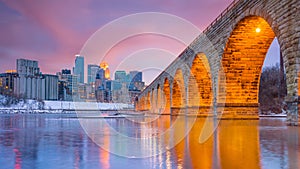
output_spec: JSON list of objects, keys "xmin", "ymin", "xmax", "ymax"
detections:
[
  {"xmin": 220, "ymin": 16, "xmax": 275, "ymax": 119},
  {"xmin": 135, "ymin": 0, "xmax": 300, "ymax": 124},
  {"xmin": 163, "ymin": 78, "xmax": 171, "ymax": 113}
]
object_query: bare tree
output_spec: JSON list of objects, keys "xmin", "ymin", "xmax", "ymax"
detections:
[{"xmin": 259, "ymin": 63, "xmax": 287, "ymax": 114}]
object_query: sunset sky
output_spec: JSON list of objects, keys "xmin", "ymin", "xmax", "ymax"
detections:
[{"xmin": 0, "ymin": 0, "xmax": 279, "ymax": 84}]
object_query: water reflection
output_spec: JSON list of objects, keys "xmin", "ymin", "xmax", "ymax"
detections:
[
  {"xmin": 259, "ymin": 118, "xmax": 300, "ymax": 169},
  {"xmin": 188, "ymin": 118, "xmax": 214, "ymax": 169},
  {"xmin": 218, "ymin": 120, "xmax": 261, "ymax": 169},
  {"xmin": 0, "ymin": 114, "xmax": 299, "ymax": 169}
]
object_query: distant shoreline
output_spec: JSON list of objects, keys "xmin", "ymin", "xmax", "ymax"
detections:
[
  {"xmin": 0, "ymin": 109, "xmax": 135, "ymax": 114},
  {"xmin": 0, "ymin": 110, "xmax": 287, "ymax": 119}
]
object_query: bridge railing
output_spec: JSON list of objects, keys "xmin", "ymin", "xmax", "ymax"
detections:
[{"xmin": 203, "ymin": 0, "xmax": 239, "ymax": 34}]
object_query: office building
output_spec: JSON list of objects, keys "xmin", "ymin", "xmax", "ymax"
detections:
[
  {"xmin": 129, "ymin": 71, "xmax": 142, "ymax": 82},
  {"xmin": 62, "ymin": 69, "xmax": 71, "ymax": 75},
  {"xmin": 110, "ymin": 70, "xmax": 145, "ymax": 103},
  {"xmin": 88, "ymin": 64, "xmax": 100, "ymax": 84},
  {"xmin": 0, "ymin": 73, "xmax": 18, "ymax": 96},
  {"xmin": 74, "ymin": 55, "xmax": 84, "ymax": 84},
  {"xmin": 57, "ymin": 69, "xmax": 78, "ymax": 101},
  {"xmin": 95, "ymin": 68, "xmax": 105, "ymax": 89},
  {"xmin": 85, "ymin": 83, "xmax": 96, "ymax": 101},
  {"xmin": 15, "ymin": 58, "xmax": 43, "ymax": 99},
  {"xmin": 95, "ymin": 68, "xmax": 105, "ymax": 102},
  {"xmin": 78, "ymin": 83, "xmax": 87, "ymax": 100},
  {"xmin": 13, "ymin": 58, "xmax": 58, "ymax": 100},
  {"xmin": 17, "ymin": 59, "xmax": 40, "ymax": 76},
  {"xmin": 129, "ymin": 71, "xmax": 143, "ymax": 91},
  {"xmin": 58, "ymin": 80, "xmax": 67, "ymax": 101},
  {"xmin": 43, "ymin": 74, "xmax": 59, "ymax": 100},
  {"xmin": 115, "ymin": 71, "xmax": 127, "ymax": 83},
  {"xmin": 100, "ymin": 62, "xmax": 110, "ymax": 80},
  {"xmin": 112, "ymin": 83, "xmax": 130, "ymax": 103}
]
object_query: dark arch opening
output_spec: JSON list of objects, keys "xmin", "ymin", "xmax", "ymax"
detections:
[{"xmin": 259, "ymin": 39, "xmax": 287, "ymax": 114}]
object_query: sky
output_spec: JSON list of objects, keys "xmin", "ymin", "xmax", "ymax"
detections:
[{"xmin": 0, "ymin": 0, "xmax": 280, "ymax": 84}]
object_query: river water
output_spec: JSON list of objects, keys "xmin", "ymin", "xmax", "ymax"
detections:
[{"xmin": 0, "ymin": 114, "xmax": 299, "ymax": 169}]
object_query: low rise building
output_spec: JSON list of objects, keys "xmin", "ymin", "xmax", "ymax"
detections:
[{"xmin": 0, "ymin": 73, "xmax": 18, "ymax": 96}]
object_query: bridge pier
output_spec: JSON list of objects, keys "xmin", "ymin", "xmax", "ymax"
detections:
[
  {"xmin": 217, "ymin": 103, "xmax": 259, "ymax": 120},
  {"xmin": 286, "ymin": 97, "xmax": 299, "ymax": 126},
  {"xmin": 186, "ymin": 106, "xmax": 213, "ymax": 117},
  {"xmin": 170, "ymin": 107, "xmax": 184, "ymax": 116}
]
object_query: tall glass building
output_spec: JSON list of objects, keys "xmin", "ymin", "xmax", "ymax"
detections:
[
  {"xmin": 87, "ymin": 64, "xmax": 100, "ymax": 84},
  {"xmin": 74, "ymin": 55, "xmax": 84, "ymax": 84},
  {"xmin": 114, "ymin": 71, "xmax": 127, "ymax": 83}
]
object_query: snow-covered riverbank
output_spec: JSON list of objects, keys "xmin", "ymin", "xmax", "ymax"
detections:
[
  {"xmin": 259, "ymin": 114, "xmax": 287, "ymax": 118},
  {"xmin": 0, "ymin": 95, "xmax": 134, "ymax": 113}
]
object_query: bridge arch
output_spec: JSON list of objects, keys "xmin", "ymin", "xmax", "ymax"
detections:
[
  {"xmin": 162, "ymin": 77, "xmax": 171, "ymax": 113},
  {"xmin": 151, "ymin": 88, "xmax": 155, "ymax": 112},
  {"xmin": 219, "ymin": 15, "xmax": 282, "ymax": 118},
  {"xmin": 171, "ymin": 68, "xmax": 186, "ymax": 115},
  {"xmin": 143, "ymin": 94, "xmax": 147, "ymax": 110},
  {"xmin": 140, "ymin": 95, "xmax": 145, "ymax": 110},
  {"xmin": 156, "ymin": 84, "xmax": 162, "ymax": 113},
  {"xmin": 187, "ymin": 53, "xmax": 213, "ymax": 115},
  {"xmin": 146, "ymin": 91, "xmax": 150, "ymax": 110}
]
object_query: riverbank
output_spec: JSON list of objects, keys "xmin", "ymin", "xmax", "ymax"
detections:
[{"xmin": 0, "ymin": 96, "xmax": 134, "ymax": 113}]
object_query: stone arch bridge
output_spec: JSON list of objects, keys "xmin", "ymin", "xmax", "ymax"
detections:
[{"xmin": 135, "ymin": 0, "xmax": 300, "ymax": 125}]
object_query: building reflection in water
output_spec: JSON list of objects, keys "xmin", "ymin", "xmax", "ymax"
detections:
[
  {"xmin": 13, "ymin": 148, "xmax": 22, "ymax": 169},
  {"xmin": 98, "ymin": 127, "xmax": 110, "ymax": 169}
]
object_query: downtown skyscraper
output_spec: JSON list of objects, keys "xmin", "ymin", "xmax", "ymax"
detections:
[
  {"xmin": 73, "ymin": 55, "xmax": 84, "ymax": 84},
  {"xmin": 87, "ymin": 64, "xmax": 100, "ymax": 84}
]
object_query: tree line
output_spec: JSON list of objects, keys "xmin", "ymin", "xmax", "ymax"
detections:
[{"xmin": 259, "ymin": 63, "xmax": 287, "ymax": 114}]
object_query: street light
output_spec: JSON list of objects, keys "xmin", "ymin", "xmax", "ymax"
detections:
[{"xmin": 256, "ymin": 28, "xmax": 261, "ymax": 33}]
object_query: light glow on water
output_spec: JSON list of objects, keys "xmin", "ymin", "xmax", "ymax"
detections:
[{"xmin": 0, "ymin": 114, "xmax": 298, "ymax": 169}]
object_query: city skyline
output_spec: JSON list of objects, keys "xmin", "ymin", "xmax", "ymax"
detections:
[
  {"xmin": 6, "ymin": 56, "xmax": 144, "ymax": 84},
  {"xmin": 0, "ymin": 57, "xmax": 146, "ymax": 103}
]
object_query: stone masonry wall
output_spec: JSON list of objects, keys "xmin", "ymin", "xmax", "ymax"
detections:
[{"xmin": 137, "ymin": 0, "xmax": 300, "ymax": 124}]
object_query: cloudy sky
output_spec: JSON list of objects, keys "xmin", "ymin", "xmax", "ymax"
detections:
[{"xmin": 0, "ymin": 0, "xmax": 279, "ymax": 84}]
